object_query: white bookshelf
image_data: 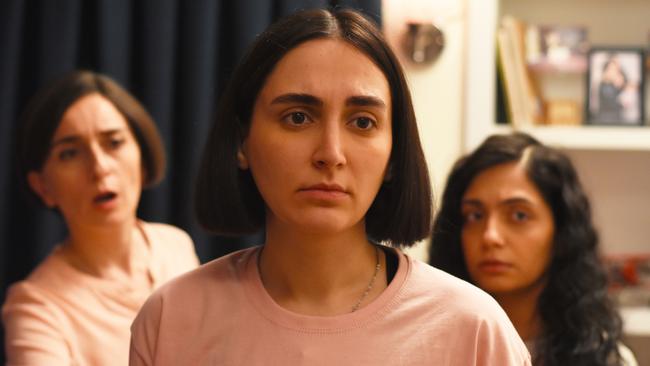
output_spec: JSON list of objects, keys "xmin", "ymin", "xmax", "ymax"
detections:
[{"xmin": 464, "ymin": 0, "xmax": 650, "ymax": 152}]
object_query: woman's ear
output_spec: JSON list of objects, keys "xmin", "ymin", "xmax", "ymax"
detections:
[
  {"xmin": 27, "ymin": 171, "xmax": 56, "ymax": 208},
  {"xmin": 237, "ymin": 145, "xmax": 249, "ymax": 170}
]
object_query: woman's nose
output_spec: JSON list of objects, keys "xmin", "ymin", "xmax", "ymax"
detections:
[
  {"xmin": 311, "ymin": 122, "xmax": 347, "ymax": 169},
  {"xmin": 89, "ymin": 145, "xmax": 111, "ymax": 179},
  {"xmin": 482, "ymin": 216, "xmax": 506, "ymax": 248}
]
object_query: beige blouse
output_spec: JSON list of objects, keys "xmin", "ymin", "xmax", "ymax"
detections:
[{"xmin": 2, "ymin": 221, "xmax": 199, "ymax": 366}]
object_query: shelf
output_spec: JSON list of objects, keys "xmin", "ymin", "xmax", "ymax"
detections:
[
  {"xmin": 464, "ymin": 0, "xmax": 650, "ymax": 153},
  {"xmin": 484, "ymin": 125, "xmax": 650, "ymax": 151}
]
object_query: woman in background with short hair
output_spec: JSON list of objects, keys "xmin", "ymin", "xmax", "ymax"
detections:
[
  {"xmin": 429, "ymin": 132, "xmax": 637, "ymax": 366},
  {"xmin": 2, "ymin": 70, "xmax": 199, "ymax": 365}
]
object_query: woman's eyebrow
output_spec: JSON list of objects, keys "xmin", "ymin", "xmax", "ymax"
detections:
[
  {"xmin": 269, "ymin": 93, "xmax": 387, "ymax": 110},
  {"xmin": 346, "ymin": 95, "xmax": 386, "ymax": 109},
  {"xmin": 50, "ymin": 128, "xmax": 125, "ymax": 147},
  {"xmin": 461, "ymin": 197, "xmax": 534, "ymax": 208},
  {"xmin": 461, "ymin": 199, "xmax": 483, "ymax": 207},
  {"xmin": 501, "ymin": 197, "xmax": 533, "ymax": 206},
  {"xmin": 270, "ymin": 93, "xmax": 322, "ymax": 106},
  {"xmin": 51, "ymin": 135, "xmax": 80, "ymax": 147},
  {"xmin": 100, "ymin": 128, "xmax": 126, "ymax": 137}
]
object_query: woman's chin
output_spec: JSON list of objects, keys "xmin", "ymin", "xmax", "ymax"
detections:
[
  {"xmin": 274, "ymin": 212, "xmax": 364, "ymax": 236},
  {"xmin": 64, "ymin": 208, "xmax": 136, "ymax": 229}
]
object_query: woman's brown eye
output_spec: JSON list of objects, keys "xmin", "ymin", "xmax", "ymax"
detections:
[
  {"xmin": 291, "ymin": 112, "xmax": 306, "ymax": 124},
  {"xmin": 59, "ymin": 149, "xmax": 77, "ymax": 160},
  {"xmin": 110, "ymin": 138, "xmax": 124, "ymax": 149},
  {"xmin": 464, "ymin": 212, "xmax": 482, "ymax": 223},
  {"xmin": 513, "ymin": 211, "xmax": 529, "ymax": 222},
  {"xmin": 355, "ymin": 117, "xmax": 372, "ymax": 129}
]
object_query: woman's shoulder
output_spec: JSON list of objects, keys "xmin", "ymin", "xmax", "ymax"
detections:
[
  {"xmin": 146, "ymin": 247, "xmax": 256, "ymax": 301},
  {"xmin": 407, "ymin": 257, "xmax": 500, "ymax": 309},
  {"xmin": 391, "ymin": 255, "xmax": 531, "ymax": 364},
  {"xmin": 140, "ymin": 221, "xmax": 199, "ymax": 269},
  {"xmin": 403, "ymin": 256, "xmax": 521, "ymax": 329},
  {"xmin": 6, "ymin": 248, "xmax": 74, "ymax": 297},
  {"xmin": 132, "ymin": 247, "xmax": 257, "ymax": 341},
  {"xmin": 619, "ymin": 342, "xmax": 638, "ymax": 366},
  {"xmin": 4, "ymin": 279, "xmax": 53, "ymax": 308},
  {"xmin": 2, "ymin": 267, "xmax": 68, "ymax": 322}
]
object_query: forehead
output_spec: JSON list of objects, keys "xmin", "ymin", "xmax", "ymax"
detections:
[
  {"xmin": 463, "ymin": 162, "xmax": 545, "ymax": 204},
  {"xmin": 258, "ymin": 38, "xmax": 390, "ymax": 102},
  {"xmin": 54, "ymin": 93, "xmax": 129, "ymax": 139}
]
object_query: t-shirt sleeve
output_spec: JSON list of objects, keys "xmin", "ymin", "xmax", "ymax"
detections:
[
  {"xmin": 129, "ymin": 290, "xmax": 163, "ymax": 366},
  {"xmin": 2, "ymin": 283, "xmax": 72, "ymax": 365}
]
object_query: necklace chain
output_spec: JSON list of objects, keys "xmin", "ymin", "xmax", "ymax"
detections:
[
  {"xmin": 350, "ymin": 245, "xmax": 381, "ymax": 313},
  {"xmin": 257, "ymin": 245, "xmax": 381, "ymax": 313}
]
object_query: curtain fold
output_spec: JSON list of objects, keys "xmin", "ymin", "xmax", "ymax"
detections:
[{"xmin": 0, "ymin": 1, "xmax": 381, "ymax": 361}]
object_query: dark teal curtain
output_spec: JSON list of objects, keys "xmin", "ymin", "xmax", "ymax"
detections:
[{"xmin": 0, "ymin": 0, "xmax": 381, "ymax": 362}]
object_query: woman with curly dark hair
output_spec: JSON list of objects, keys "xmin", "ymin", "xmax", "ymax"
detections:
[{"xmin": 429, "ymin": 132, "xmax": 637, "ymax": 365}]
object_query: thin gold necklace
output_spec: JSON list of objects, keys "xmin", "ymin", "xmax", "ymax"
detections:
[
  {"xmin": 257, "ymin": 245, "xmax": 381, "ymax": 313},
  {"xmin": 350, "ymin": 245, "xmax": 381, "ymax": 313}
]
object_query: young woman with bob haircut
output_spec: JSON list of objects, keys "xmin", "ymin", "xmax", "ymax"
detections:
[
  {"xmin": 130, "ymin": 9, "xmax": 531, "ymax": 365},
  {"xmin": 2, "ymin": 70, "xmax": 199, "ymax": 365},
  {"xmin": 429, "ymin": 132, "xmax": 637, "ymax": 365}
]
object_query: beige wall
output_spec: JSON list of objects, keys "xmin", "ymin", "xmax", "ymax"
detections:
[{"xmin": 382, "ymin": 0, "xmax": 467, "ymax": 261}]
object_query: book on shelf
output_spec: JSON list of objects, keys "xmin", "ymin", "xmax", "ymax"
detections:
[
  {"xmin": 496, "ymin": 27, "xmax": 524, "ymax": 125},
  {"xmin": 496, "ymin": 15, "xmax": 545, "ymax": 127}
]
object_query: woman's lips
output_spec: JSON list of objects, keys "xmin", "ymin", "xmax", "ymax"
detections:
[
  {"xmin": 478, "ymin": 260, "xmax": 512, "ymax": 274},
  {"xmin": 298, "ymin": 183, "xmax": 349, "ymax": 201},
  {"xmin": 93, "ymin": 191, "xmax": 118, "ymax": 209}
]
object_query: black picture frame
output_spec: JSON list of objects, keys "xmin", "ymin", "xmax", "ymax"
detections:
[{"xmin": 585, "ymin": 47, "xmax": 646, "ymax": 125}]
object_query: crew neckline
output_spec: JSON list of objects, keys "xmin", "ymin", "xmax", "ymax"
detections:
[
  {"xmin": 51, "ymin": 220, "xmax": 157, "ymax": 289},
  {"xmin": 240, "ymin": 245, "xmax": 411, "ymax": 333}
]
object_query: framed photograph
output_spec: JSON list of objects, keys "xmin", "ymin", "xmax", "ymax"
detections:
[
  {"xmin": 585, "ymin": 47, "xmax": 645, "ymax": 125},
  {"xmin": 526, "ymin": 25, "xmax": 588, "ymax": 73}
]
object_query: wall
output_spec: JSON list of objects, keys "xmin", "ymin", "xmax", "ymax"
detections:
[{"xmin": 382, "ymin": 0, "xmax": 467, "ymax": 261}]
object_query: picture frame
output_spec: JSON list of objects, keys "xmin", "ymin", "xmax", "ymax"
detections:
[
  {"xmin": 526, "ymin": 25, "xmax": 588, "ymax": 73},
  {"xmin": 585, "ymin": 47, "xmax": 645, "ymax": 125}
]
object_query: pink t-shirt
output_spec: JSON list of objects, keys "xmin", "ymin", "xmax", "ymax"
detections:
[
  {"xmin": 130, "ymin": 246, "xmax": 531, "ymax": 365},
  {"xmin": 2, "ymin": 222, "xmax": 200, "ymax": 366}
]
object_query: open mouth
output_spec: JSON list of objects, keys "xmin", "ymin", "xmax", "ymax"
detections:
[{"xmin": 94, "ymin": 192, "xmax": 117, "ymax": 204}]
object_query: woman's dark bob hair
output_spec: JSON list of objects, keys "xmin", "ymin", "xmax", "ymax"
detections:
[
  {"xmin": 17, "ymin": 70, "xmax": 166, "ymax": 204},
  {"xmin": 195, "ymin": 8, "xmax": 432, "ymax": 246},
  {"xmin": 429, "ymin": 132, "xmax": 622, "ymax": 366}
]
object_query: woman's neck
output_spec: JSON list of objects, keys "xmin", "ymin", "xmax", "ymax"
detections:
[
  {"xmin": 62, "ymin": 218, "xmax": 151, "ymax": 284},
  {"xmin": 493, "ymin": 283, "xmax": 544, "ymax": 342},
  {"xmin": 259, "ymin": 223, "xmax": 387, "ymax": 316}
]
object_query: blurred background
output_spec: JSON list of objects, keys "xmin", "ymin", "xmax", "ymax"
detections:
[{"xmin": 1, "ymin": 0, "xmax": 649, "ymax": 363}]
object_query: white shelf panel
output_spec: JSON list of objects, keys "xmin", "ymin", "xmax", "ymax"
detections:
[{"xmin": 484, "ymin": 125, "xmax": 650, "ymax": 151}]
